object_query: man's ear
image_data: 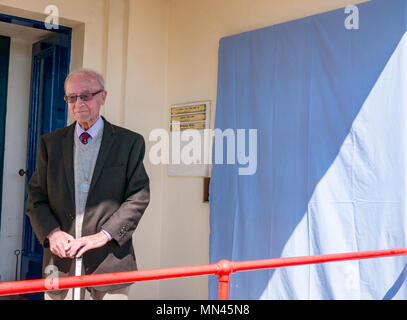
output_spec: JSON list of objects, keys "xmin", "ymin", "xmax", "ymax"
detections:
[{"xmin": 101, "ymin": 90, "xmax": 107, "ymax": 103}]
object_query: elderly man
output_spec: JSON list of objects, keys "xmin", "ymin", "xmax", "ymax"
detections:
[{"xmin": 26, "ymin": 69, "xmax": 150, "ymax": 300}]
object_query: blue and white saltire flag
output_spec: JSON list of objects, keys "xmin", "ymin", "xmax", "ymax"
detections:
[{"xmin": 209, "ymin": 0, "xmax": 407, "ymax": 299}]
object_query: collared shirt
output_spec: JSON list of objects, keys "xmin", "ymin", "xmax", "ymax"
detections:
[
  {"xmin": 75, "ymin": 116, "xmax": 104, "ymax": 142},
  {"xmin": 74, "ymin": 116, "xmax": 111, "ymax": 241}
]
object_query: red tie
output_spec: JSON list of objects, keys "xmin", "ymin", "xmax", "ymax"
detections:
[{"xmin": 80, "ymin": 132, "xmax": 91, "ymax": 144}]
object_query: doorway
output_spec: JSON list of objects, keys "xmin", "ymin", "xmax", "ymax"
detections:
[{"xmin": 0, "ymin": 14, "xmax": 71, "ymax": 300}]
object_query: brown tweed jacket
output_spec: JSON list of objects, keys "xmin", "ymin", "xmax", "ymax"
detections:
[{"xmin": 26, "ymin": 116, "xmax": 150, "ymax": 291}]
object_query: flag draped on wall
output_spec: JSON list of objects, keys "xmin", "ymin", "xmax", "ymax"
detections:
[{"xmin": 209, "ymin": 0, "xmax": 407, "ymax": 299}]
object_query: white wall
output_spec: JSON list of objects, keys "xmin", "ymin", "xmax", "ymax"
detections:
[
  {"xmin": 123, "ymin": 0, "xmax": 169, "ymax": 299},
  {"xmin": 0, "ymin": 38, "xmax": 32, "ymax": 282}
]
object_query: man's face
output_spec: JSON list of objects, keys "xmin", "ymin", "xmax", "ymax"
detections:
[{"xmin": 65, "ymin": 74, "xmax": 107, "ymax": 127}]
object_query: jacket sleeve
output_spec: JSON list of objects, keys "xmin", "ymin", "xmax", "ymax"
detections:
[
  {"xmin": 26, "ymin": 135, "xmax": 60, "ymax": 247},
  {"xmin": 101, "ymin": 134, "xmax": 150, "ymax": 246}
]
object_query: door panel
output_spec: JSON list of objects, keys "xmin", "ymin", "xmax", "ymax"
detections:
[{"xmin": 20, "ymin": 34, "xmax": 70, "ymax": 300}]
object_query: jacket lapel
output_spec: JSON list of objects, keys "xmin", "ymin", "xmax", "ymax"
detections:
[
  {"xmin": 62, "ymin": 122, "xmax": 76, "ymax": 205},
  {"xmin": 88, "ymin": 117, "xmax": 115, "ymax": 195}
]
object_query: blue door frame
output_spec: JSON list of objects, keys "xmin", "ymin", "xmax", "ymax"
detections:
[
  {"xmin": 0, "ymin": 13, "xmax": 71, "ymax": 300},
  {"xmin": 0, "ymin": 36, "xmax": 10, "ymax": 232}
]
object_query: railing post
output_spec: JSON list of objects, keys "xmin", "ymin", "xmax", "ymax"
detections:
[
  {"xmin": 217, "ymin": 259, "xmax": 233, "ymax": 300},
  {"xmin": 218, "ymin": 274, "xmax": 230, "ymax": 300}
]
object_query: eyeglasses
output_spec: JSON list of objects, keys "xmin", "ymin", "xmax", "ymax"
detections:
[{"xmin": 64, "ymin": 89, "xmax": 104, "ymax": 103}]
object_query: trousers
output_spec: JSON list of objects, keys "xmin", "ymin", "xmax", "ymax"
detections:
[{"xmin": 44, "ymin": 285, "xmax": 130, "ymax": 300}]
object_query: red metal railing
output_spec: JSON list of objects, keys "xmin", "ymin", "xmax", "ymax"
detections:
[{"xmin": 1, "ymin": 247, "xmax": 407, "ymax": 299}]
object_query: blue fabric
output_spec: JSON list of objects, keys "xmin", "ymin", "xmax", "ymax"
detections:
[{"xmin": 209, "ymin": 0, "xmax": 407, "ymax": 299}]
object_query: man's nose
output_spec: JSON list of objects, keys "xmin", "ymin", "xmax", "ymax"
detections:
[{"xmin": 75, "ymin": 96, "xmax": 86, "ymax": 106}]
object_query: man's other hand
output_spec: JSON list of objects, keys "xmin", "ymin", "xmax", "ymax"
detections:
[
  {"xmin": 66, "ymin": 232, "xmax": 110, "ymax": 258},
  {"xmin": 47, "ymin": 228, "xmax": 75, "ymax": 259}
]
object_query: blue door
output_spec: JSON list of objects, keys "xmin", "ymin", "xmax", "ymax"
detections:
[
  {"xmin": 20, "ymin": 33, "xmax": 70, "ymax": 300},
  {"xmin": 0, "ymin": 36, "xmax": 10, "ymax": 232}
]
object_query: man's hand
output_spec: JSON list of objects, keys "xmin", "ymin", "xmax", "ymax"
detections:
[
  {"xmin": 66, "ymin": 232, "xmax": 110, "ymax": 258},
  {"xmin": 47, "ymin": 228, "xmax": 75, "ymax": 259}
]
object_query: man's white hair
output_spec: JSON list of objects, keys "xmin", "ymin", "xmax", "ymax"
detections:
[{"xmin": 64, "ymin": 68, "xmax": 105, "ymax": 91}]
